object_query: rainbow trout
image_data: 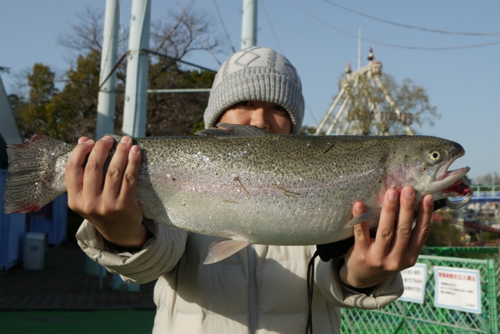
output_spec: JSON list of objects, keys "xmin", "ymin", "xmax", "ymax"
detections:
[{"xmin": 3, "ymin": 124, "xmax": 471, "ymax": 263}]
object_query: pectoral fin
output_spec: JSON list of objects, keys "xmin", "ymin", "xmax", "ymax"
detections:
[
  {"xmin": 345, "ymin": 199, "xmax": 448, "ymax": 230},
  {"xmin": 344, "ymin": 209, "xmax": 382, "ymax": 229},
  {"xmin": 204, "ymin": 240, "xmax": 250, "ymax": 264}
]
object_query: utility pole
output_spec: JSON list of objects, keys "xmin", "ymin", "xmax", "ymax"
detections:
[
  {"xmin": 122, "ymin": 0, "xmax": 151, "ymax": 137},
  {"xmin": 241, "ymin": 0, "xmax": 257, "ymax": 50},
  {"xmin": 96, "ymin": 0, "xmax": 120, "ymax": 139},
  {"xmin": 357, "ymin": 27, "xmax": 361, "ymax": 71}
]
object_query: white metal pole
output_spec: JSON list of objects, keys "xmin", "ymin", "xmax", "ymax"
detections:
[
  {"xmin": 122, "ymin": 0, "xmax": 151, "ymax": 137},
  {"xmin": 95, "ymin": 2, "xmax": 119, "ymax": 284},
  {"xmin": 96, "ymin": 0, "xmax": 120, "ymax": 139},
  {"xmin": 315, "ymin": 87, "xmax": 345, "ymax": 135},
  {"xmin": 241, "ymin": 0, "xmax": 257, "ymax": 50},
  {"xmin": 326, "ymin": 97, "xmax": 350, "ymax": 135}
]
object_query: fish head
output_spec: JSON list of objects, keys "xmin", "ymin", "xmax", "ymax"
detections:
[{"xmin": 387, "ymin": 136, "xmax": 472, "ymax": 208}]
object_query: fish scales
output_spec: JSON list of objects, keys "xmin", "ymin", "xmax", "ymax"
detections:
[
  {"xmin": 128, "ymin": 132, "xmax": 455, "ymax": 245},
  {"xmin": 4, "ymin": 125, "xmax": 471, "ymax": 257}
]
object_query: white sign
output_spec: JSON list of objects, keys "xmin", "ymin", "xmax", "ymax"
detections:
[
  {"xmin": 434, "ymin": 266, "xmax": 481, "ymax": 314},
  {"xmin": 399, "ymin": 263, "xmax": 427, "ymax": 304}
]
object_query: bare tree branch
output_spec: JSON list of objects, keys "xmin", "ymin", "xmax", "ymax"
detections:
[{"xmin": 56, "ymin": 8, "xmax": 105, "ymax": 54}]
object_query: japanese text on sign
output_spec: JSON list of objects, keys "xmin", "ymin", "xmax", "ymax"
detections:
[
  {"xmin": 434, "ymin": 266, "xmax": 481, "ymax": 314},
  {"xmin": 399, "ymin": 263, "xmax": 427, "ymax": 304}
]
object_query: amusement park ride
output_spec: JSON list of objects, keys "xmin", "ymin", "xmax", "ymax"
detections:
[{"xmin": 315, "ymin": 48, "xmax": 414, "ymax": 136}]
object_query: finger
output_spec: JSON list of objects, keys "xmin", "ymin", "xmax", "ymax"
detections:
[
  {"xmin": 102, "ymin": 136, "xmax": 133, "ymax": 199},
  {"xmin": 65, "ymin": 139, "xmax": 95, "ymax": 203},
  {"xmin": 352, "ymin": 201, "xmax": 371, "ymax": 252},
  {"xmin": 407, "ymin": 194, "xmax": 433, "ymax": 260},
  {"xmin": 82, "ymin": 136, "xmax": 114, "ymax": 197},
  {"xmin": 78, "ymin": 136, "xmax": 90, "ymax": 144},
  {"xmin": 119, "ymin": 144, "xmax": 142, "ymax": 203},
  {"xmin": 391, "ymin": 186, "xmax": 417, "ymax": 257},
  {"xmin": 372, "ymin": 188, "xmax": 398, "ymax": 256}
]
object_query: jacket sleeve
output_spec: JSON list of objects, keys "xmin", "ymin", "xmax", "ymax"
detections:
[
  {"xmin": 315, "ymin": 256, "xmax": 404, "ymax": 309},
  {"xmin": 76, "ymin": 219, "xmax": 188, "ymax": 284}
]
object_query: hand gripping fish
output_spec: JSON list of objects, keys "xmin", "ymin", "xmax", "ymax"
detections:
[{"xmin": 3, "ymin": 124, "xmax": 472, "ymax": 264}]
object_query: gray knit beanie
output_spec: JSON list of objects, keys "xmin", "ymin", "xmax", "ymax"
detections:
[{"xmin": 204, "ymin": 46, "xmax": 305, "ymax": 134}]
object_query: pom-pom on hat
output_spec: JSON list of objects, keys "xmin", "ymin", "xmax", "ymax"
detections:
[{"xmin": 204, "ymin": 46, "xmax": 305, "ymax": 134}]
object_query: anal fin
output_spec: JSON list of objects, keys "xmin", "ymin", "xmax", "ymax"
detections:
[
  {"xmin": 344, "ymin": 209, "xmax": 382, "ymax": 229},
  {"xmin": 204, "ymin": 240, "xmax": 250, "ymax": 264}
]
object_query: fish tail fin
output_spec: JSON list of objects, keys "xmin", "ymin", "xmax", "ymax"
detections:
[{"xmin": 4, "ymin": 135, "xmax": 73, "ymax": 214}]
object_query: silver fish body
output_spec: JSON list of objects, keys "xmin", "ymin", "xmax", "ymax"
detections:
[{"xmin": 4, "ymin": 124, "xmax": 471, "ymax": 260}]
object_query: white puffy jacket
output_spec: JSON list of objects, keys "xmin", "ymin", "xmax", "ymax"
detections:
[{"xmin": 77, "ymin": 219, "xmax": 404, "ymax": 334}]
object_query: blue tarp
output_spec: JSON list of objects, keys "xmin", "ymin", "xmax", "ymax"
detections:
[{"xmin": 0, "ymin": 169, "xmax": 27, "ymax": 270}]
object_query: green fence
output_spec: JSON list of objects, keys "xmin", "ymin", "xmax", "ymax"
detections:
[{"xmin": 340, "ymin": 247, "xmax": 499, "ymax": 333}]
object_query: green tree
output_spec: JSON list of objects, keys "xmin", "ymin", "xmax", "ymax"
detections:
[
  {"xmin": 145, "ymin": 63, "xmax": 215, "ymax": 136},
  {"xmin": 50, "ymin": 50, "xmax": 101, "ymax": 141},
  {"xmin": 15, "ymin": 52, "xmax": 102, "ymax": 142},
  {"xmin": 426, "ymin": 220, "xmax": 464, "ymax": 247},
  {"xmin": 16, "ymin": 63, "xmax": 60, "ymax": 138},
  {"xmin": 8, "ymin": 94, "xmax": 27, "ymax": 137}
]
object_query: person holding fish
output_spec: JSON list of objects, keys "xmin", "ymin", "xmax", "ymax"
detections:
[{"xmin": 68, "ymin": 47, "xmax": 435, "ymax": 333}]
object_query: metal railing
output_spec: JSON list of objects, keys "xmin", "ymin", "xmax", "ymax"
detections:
[
  {"xmin": 340, "ymin": 247, "xmax": 499, "ymax": 333},
  {"xmin": 472, "ymin": 185, "xmax": 500, "ymax": 199}
]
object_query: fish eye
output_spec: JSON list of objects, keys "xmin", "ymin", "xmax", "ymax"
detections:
[{"xmin": 428, "ymin": 150, "xmax": 442, "ymax": 163}]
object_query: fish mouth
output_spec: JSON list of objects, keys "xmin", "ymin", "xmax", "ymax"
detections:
[
  {"xmin": 431, "ymin": 152, "xmax": 472, "ymax": 208},
  {"xmin": 444, "ymin": 179, "xmax": 473, "ymax": 209}
]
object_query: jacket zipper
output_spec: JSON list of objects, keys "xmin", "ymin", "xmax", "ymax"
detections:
[{"xmin": 248, "ymin": 246, "xmax": 258, "ymax": 334}]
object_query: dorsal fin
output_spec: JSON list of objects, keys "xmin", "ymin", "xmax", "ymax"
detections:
[{"xmin": 195, "ymin": 123, "xmax": 275, "ymax": 138}]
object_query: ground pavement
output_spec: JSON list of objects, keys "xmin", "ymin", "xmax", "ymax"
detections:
[{"xmin": 0, "ymin": 241, "xmax": 156, "ymax": 311}]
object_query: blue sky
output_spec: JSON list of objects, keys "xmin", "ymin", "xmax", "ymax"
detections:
[{"xmin": 1, "ymin": 0, "xmax": 499, "ymax": 181}]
